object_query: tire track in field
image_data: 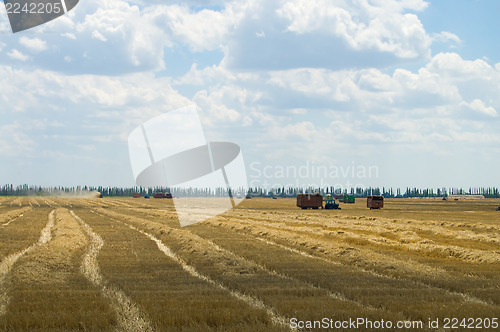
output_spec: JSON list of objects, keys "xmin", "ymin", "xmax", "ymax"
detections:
[
  {"xmin": 121, "ymin": 207, "xmax": 494, "ymax": 310},
  {"xmin": 0, "ymin": 210, "xmax": 55, "ymax": 316},
  {"xmin": 229, "ymin": 211, "xmax": 500, "ymax": 263},
  {"xmin": 42, "ymin": 199, "xmax": 53, "ymax": 207},
  {"xmin": 274, "ymin": 214, "xmax": 500, "ymax": 258},
  {"xmin": 115, "ymin": 199, "xmax": 155, "ymax": 208},
  {"xmin": 29, "ymin": 198, "xmax": 41, "ymax": 207},
  {"xmin": 101, "ymin": 212, "xmax": 291, "ymax": 331},
  {"xmin": 189, "ymin": 220, "xmax": 497, "ymax": 320},
  {"xmin": 215, "ymin": 216, "xmax": 451, "ymax": 276},
  {"xmin": 0, "ymin": 207, "xmax": 32, "ymax": 226},
  {"xmin": 106, "ymin": 200, "xmax": 133, "ymax": 208},
  {"xmin": 208, "ymin": 217, "xmax": 496, "ymax": 307},
  {"xmin": 70, "ymin": 211, "xmax": 153, "ymax": 332},
  {"xmin": 9, "ymin": 198, "xmax": 22, "ymax": 207},
  {"xmin": 196, "ymin": 234, "xmax": 386, "ymax": 317},
  {"xmin": 2, "ymin": 199, "xmax": 15, "ymax": 207},
  {"xmin": 251, "ymin": 235, "xmax": 495, "ymax": 308}
]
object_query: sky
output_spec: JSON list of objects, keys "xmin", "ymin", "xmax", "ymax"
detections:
[{"xmin": 0, "ymin": 0, "xmax": 499, "ymax": 191}]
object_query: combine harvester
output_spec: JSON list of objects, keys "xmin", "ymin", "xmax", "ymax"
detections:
[{"xmin": 296, "ymin": 193, "xmax": 341, "ymax": 210}]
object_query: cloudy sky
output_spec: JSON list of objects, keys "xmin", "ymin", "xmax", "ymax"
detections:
[{"xmin": 0, "ymin": 0, "xmax": 499, "ymax": 190}]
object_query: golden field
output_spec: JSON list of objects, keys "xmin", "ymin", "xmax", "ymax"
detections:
[{"xmin": 0, "ymin": 196, "xmax": 499, "ymax": 331}]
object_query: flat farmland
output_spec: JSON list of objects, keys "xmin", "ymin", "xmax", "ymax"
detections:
[{"xmin": 0, "ymin": 196, "xmax": 499, "ymax": 331}]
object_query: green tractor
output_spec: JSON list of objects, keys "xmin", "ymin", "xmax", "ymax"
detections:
[{"xmin": 324, "ymin": 194, "xmax": 341, "ymax": 210}]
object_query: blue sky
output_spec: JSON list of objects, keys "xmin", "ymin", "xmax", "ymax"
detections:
[{"xmin": 0, "ymin": 0, "xmax": 499, "ymax": 190}]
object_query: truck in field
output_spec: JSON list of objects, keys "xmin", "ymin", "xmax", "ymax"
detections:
[
  {"xmin": 342, "ymin": 194, "xmax": 355, "ymax": 203},
  {"xmin": 367, "ymin": 195, "xmax": 383, "ymax": 209},
  {"xmin": 153, "ymin": 192, "xmax": 173, "ymax": 198},
  {"xmin": 297, "ymin": 193, "xmax": 323, "ymax": 209}
]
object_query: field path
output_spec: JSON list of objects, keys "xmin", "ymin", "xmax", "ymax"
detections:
[
  {"xmin": 96, "ymin": 209, "xmax": 294, "ymax": 330},
  {"xmin": 116, "ymin": 205, "xmax": 499, "ymax": 320},
  {"xmin": 120, "ymin": 219, "xmax": 291, "ymax": 330},
  {"xmin": 98, "ymin": 208, "xmax": 405, "ymax": 326},
  {"xmin": 211, "ymin": 214, "xmax": 500, "ymax": 298},
  {"xmin": 70, "ymin": 211, "xmax": 153, "ymax": 332},
  {"xmin": 0, "ymin": 208, "xmax": 117, "ymax": 330},
  {"xmin": 0, "ymin": 210, "xmax": 55, "ymax": 316}
]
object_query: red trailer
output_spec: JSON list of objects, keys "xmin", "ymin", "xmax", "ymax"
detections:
[
  {"xmin": 153, "ymin": 192, "xmax": 173, "ymax": 198},
  {"xmin": 367, "ymin": 195, "xmax": 384, "ymax": 209},
  {"xmin": 297, "ymin": 193, "xmax": 323, "ymax": 209}
]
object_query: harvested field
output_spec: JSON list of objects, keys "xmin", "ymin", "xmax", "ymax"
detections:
[{"xmin": 0, "ymin": 196, "xmax": 498, "ymax": 331}]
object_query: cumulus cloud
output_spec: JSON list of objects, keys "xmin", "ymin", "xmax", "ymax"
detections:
[
  {"xmin": 0, "ymin": 65, "xmax": 191, "ymax": 150},
  {"xmin": 184, "ymin": 49, "xmax": 499, "ymax": 168},
  {"xmin": 193, "ymin": 85, "xmax": 256, "ymax": 128},
  {"xmin": 426, "ymin": 52, "xmax": 494, "ymax": 79},
  {"xmin": 6, "ymin": 49, "xmax": 29, "ymax": 61},
  {"xmin": 277, "ymin": 0, "xmax": 430, "ymax": 57},
  {"xmin": 224, "ymin": 0, "xmax": 432, "ymax": 70},
  {"xmin": 0, "ymin": 0, "xmax": 171, "ymax": 74},
  {"xmin": 271, "ymin": 121, "xmax": 317, "ymax": 141},
  {"xmin": 153, "ymin": 4, "xmax": 236, "ymax": 52},
  {"xmin": 0, "ymin": 122, "xmax": 37, "ymax": 156},
  {"xmin": 432, "ymin": 31, "xmax": 461, "ymax": 47},
  {"xmin": 0, "ymin": 0, "xmax": 435, "ymax": 73},
  {"xmin": 465, "ymin": 99, "xmax": 497, "ymax": 117},
  {"xmin": 19, "ymin": 37, "xmax": 48, "ymax": 53}
]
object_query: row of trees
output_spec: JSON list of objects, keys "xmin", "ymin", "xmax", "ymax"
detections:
[
  {"xmin": 249, "ymin": 186, "xmax": 500, "ymax": 198},
  {"xmin": 1, "ymin": 184, "xmax": 499, "ymax": 198}
]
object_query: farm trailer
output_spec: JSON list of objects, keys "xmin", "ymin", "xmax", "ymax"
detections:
[
  {"xmin": 367, "ymin": 195, "xmax": 384, "ymax": 209},
  {"xmin": 342, "ymin": 195, "xmax": 355, "ymax": 203},
  {"xmin": 296, "ymin": 193, "xmax": 323, "ymax": 209}
]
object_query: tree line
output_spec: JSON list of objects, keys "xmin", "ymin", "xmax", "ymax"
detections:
[{"xmin": 1, "ymin": 184, "xmax": 499, "ymax": 198}]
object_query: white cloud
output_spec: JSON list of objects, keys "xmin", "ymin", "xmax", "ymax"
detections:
[
  {"xmin": 432, "ymin": 31, "xmax": 461, "ymax": 46},
  {"xmin": 0, "ymin": 0, "xmax": 171, "ymax": 74},
  {"xmin": 182, "ymin": 48, "xmax": 499, "ymax": 168},
  {"xmin": 223, "ymin": 0, "xmax": 431, "ymax": 70},
  {"xmin": 61, "ymin": 33, "xmax": 77, "ymax": 40},
  {"xmin": 271, "ymin": 121, "xmax": 317, "ymax": 141},
  {"xmin": 91, "ymin": 30, "xmax": 108, "ymax": 42},
  {"xmin": 0, "ymin": 65, "xmax": 191, "ymax": 148},
  {"xmin": 193, "ymin": 85, "xmax": 257, "ymax": 127},
  {"xmin": 426, "ymin": 52, "xmax": 494, "ymax": 80},
  {"xmin": 276, "ymin": 0, "xmax": 430, "ymax": 58},
  {"xmin": 7, "ymin": 49, "xmax": 29, "ymax": 61},
  {"xmin": 0, "ymin": 0, "xmax": 434, "ymax": 74},
  {"xmin": 154, "ymin": 4, "xmax": 236, "ymax": 52},
  {"xmin": 19, "ymin": 37, "xmax": 48, "ymax": 53},
  {"xmin": 465, "ymin": 99, "xmax": 497, "ymax": 117},
  {"xmin": 0, "ymin": 122, "xmax": 37, "ymax": 156}
]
